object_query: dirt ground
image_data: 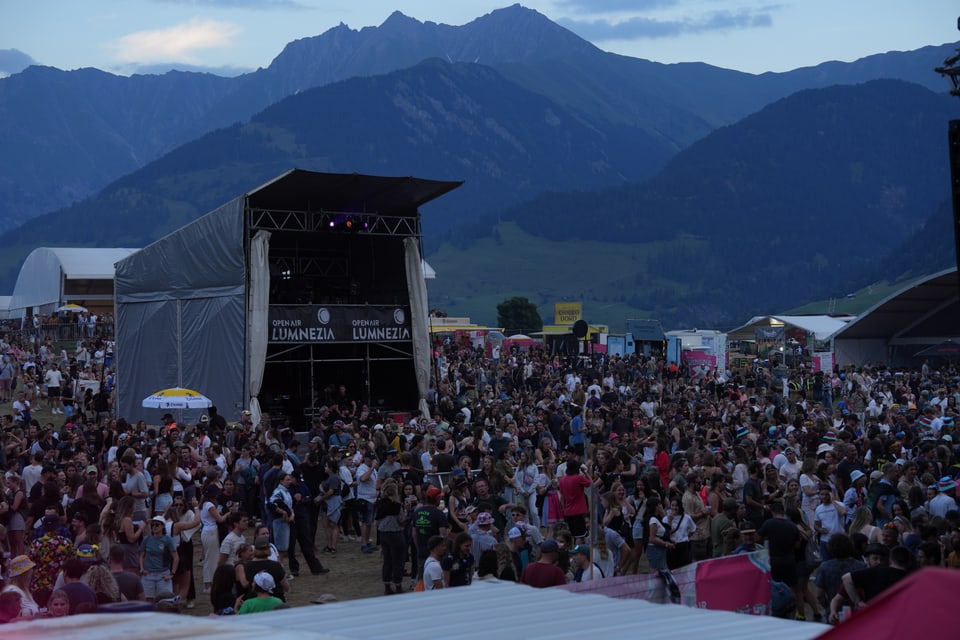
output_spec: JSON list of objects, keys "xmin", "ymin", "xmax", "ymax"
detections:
[{"xmin": 186, "ymin": 536, "xmax": 390, "ymax": 616}]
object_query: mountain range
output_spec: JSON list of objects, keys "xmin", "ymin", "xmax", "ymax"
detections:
[{"xmin": 1, "ymin": 4, "xmax": 959, "ymax": 329}]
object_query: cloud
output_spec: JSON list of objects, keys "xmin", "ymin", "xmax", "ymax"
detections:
[
  {"xmin": 556, "ymin": 0, "xmax": 679, "ymax": 14},
  {"xmin": 107, "ymin": 18, "xmax": 243, "ymax": 64},
  {"xmin": 0, "ymin": 49, "xmax": 37, "ymax": 76},
  {"xmin": 558, "ymin": 9, "xmax": 773, "ymax": 40}
]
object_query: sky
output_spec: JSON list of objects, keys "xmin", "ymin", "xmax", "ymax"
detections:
[{"xmin": 1, "ymin": 1, "xmax": 958, "ymax": 78}]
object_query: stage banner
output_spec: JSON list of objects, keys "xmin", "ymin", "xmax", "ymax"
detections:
[
  {"xmin": 268, "ymin": 305, "xmax": 411, "ymax": 344},
  {"xmin": 554, "ymin": 302, "xmax": 582, "ymax": 325}
]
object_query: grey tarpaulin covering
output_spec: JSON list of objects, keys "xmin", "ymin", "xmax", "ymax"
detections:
[
  {"xmin": 114, "ymin": 199, "xmax": 246, "ymax": 424},
  {"xmin": 404, "ymin": 237, "xmax": 430, "ymax": 420},
  {"xmin": 247, "ymin": 230, "xmax": 270, "ymax": 425}
]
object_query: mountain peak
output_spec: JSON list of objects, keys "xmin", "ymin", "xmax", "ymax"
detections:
[{"xmin": 379, "ymin": 10, "xmax": 422, "ymax": 30}]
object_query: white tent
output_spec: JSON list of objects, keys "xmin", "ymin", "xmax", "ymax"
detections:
[
  {"xmin": 3, "ymin": 581, "xmax": 826, "ymax": 640},
  {"xmin": 8, "ymin": 247, "xmax": 138, "ymax": 315},
  {"xmin": 728, "ymin": 314, "xmax": 852, "ymax": 343}
]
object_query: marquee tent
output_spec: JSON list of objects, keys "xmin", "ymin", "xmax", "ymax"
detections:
[
  {"xmin": 728, "ymin": 315, "xmax": 852, "ymax": 344},
  {"xmin": 7, "ymin": 247, "xmax": 138, "ymax": 317},
  {"xmin": 829, "ymin": 268, "xmax": 959, "ymax": 366}
]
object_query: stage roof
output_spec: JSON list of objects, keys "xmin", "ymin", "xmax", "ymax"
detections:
[
  {"xmin": 246, "ymin": 169, "xmax": 463, "ymax": 215},
  {"xmin": 828, "ymin": 268, "xmax": 959, "ymax": 342}
]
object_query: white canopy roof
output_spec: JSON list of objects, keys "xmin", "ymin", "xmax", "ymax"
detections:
[
  {"xmin": 8, "ymin": 247, "xmax": 138, "ymax": 313},
  {"xmin": 3, "ymin": 580, "xmax": 826, "ymax": 640},
  {"xmin": 729, "ymin": 314, "xmax": 852, "ymax": 342}
]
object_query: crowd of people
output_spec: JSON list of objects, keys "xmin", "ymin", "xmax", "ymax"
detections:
[{"xmin": 0, "ymin": 329, "xmax": 959, "ymax": 625}]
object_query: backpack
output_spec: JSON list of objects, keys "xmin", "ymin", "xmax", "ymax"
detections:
[
  {"xmin": 770, "ymin": 579, "xmax": 796, "ymax": 617},
  {"xmin": 239, "ymin": 462, "xmax": 257, "ymax": 484},
  {"xmin": 340, "ymin": 477, "xmax": 352, "ymax": 499}
]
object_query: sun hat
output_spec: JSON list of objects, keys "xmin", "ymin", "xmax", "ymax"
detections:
[
  {"xmin": 476, "ymin": 512, "xmax": 494, "ymax": 526},
  {"xmin": 7, "ymin": 555, "xmax": 35, "ymax": 577},
  {"xmin": 937, "ymin": 476, "xmax": 957, "ymax": 493},
  {"xmin": 849, "ymin": 470, "xmax": 866, "ymax": 484}
]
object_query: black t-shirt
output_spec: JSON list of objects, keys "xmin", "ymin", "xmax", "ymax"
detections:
[
  {"xmin": 440, "ymin": 551, "xmax": 474, "ymax": 587},
  {"xmin": 242, "ymin": 558, "xmax": 286, "ymax": 601},
  {"xmin": 850, "ymin": 566, "xmax": 907, "ymax": 602},
  {"xmin": 756, "ymin": 517, "xmax": 799, "ymax": 561},
  {"xmin": 743, "ymin": 477, "xmax": 764, "ymax": 523},
  {"xmin": 412, "ymin": 505, "xmax": 446, "ymax": 557}
]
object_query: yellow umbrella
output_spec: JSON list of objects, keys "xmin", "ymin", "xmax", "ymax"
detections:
[
  {"xmin": 56, "ymin": 303, "xmax": 88, "ymax": 313},
  {"xmin": 141, "ymin": 387, "xmax": 212, "ymax": 410}
]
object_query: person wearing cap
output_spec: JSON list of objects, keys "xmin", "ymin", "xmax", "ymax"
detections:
[
  {"xmin": 569, "ymin": 544, "xmax": 605, "ymax": 582},
  {"xmin": 238, "ymin": 535, "xmax": 287, "ymax": 601},
  {"xmin": 237, "ymin": 571, "xmax": 283, "ymax": 614},
  {"xmin": 520, "ymin": 539, "xmax": 567, "ymax": 588},
  {"xmin": 139, "ymin": 516, "xmax": 179, "ymax": 602},
  {"xmin": 328, "ymin": 420, "xmax": 352, "ymax": 449},
  {"xmin": 378, "ymin": 448, "xmax": 401, "ymax": 484},
  {"xmin": 28, "ymin": 512, "xmax": 74, "ymax": 605},
  {"xmin": 412, "ymin": 485, "xmax": 449, "ymax": 584},
  {"xmin": 842, "ymin": 469, "xmax": 867, "ymax": 518},
  {"xmin": 731, "ymin": 520, "xmax": 759, "ymax": 554}
]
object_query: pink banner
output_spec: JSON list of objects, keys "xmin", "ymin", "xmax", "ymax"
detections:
[
  {"xmin": 694, "ymin": 552, "xmax": 771, "ymax": 614},
  {"xmin": 683, "ymin": 350, "xmax": 717, "ymax": 375},
  {"xmin": 561, "ymin": 550, "xmax": 772, "ymax": 616},
  {"xmin": 811, "ymin": 352, "xmax": 834, "ymax": 374}
]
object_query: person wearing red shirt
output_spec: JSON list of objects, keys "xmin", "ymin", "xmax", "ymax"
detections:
[
  {"xmin": 520, "ymin": 539, "xmax": 567, "ymax": 588},
  {"xmin": 558, "ymin": 463, "xmax": 592, "ymax": 542}
]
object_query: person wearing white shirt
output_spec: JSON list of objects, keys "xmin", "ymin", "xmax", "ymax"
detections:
[{"xmin": 777, "ymin": 448, "xmax": 802, "ymax": 482}]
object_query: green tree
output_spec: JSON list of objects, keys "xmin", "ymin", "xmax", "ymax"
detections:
[{"xmin": 496, "ymin": 296, "xmax": 543, "ymax": 336}]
